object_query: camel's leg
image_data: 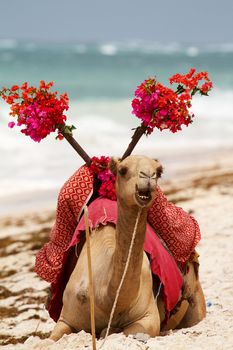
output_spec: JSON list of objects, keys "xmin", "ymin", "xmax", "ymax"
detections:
[
  {"xmin": 100, "ymin": 327, "xmax": 122, "ymax": 338},
  {"xmin": 177, "ymin": 280, "xmax": 206, "ymax": 328},
  {"xmin": 123, "ymin": 318, "xmax": 160, "ymax": 337},
  {"xmin": 123, "ymin": 322, "xmax": 151, "ymax": 336},
  {"xmin": 50, "ymin": 319, "xmax": 74, "ymax": 341},
  {"xmin": 162, "ymin": 300, "xmax": 190, "ymax": 331},
  {"xmin": 123, "ymin": 306, "xmax": 160, "ymax": 337}
]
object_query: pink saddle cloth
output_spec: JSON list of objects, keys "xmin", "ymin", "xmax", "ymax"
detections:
[{"xmin": 48, "ymin": 198, "xmax": 183, "ymax": 322}]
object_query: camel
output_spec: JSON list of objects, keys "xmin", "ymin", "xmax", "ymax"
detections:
[{"xmin": 50, "ymin": 155, "xmax": 206, "ymax": 341}]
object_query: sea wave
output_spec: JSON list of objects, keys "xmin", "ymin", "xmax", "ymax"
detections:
[
  {"xmin": 205, "ymin": 42, "xmax": 233, "ymax": 53},
  {"xmin": 0, "ymin": 38, "xmax": 17, "ymax": 50},
  {"xmin": 95, "ymin": 41, "xmax": 233, "ymax": 56},
  {"xmin": 0, "ymin": 39, "xmax": 233, "ymax": 98},
  {"xmin": 99, "ymin": 44, "xmax": 118, "ymax": 56},
  {"xmin": 191, "ymin": 89, "xmax": 233, "ymax": 120},
  {"xmin": 1, "ymin": 38, "xmax": 233, "ymax": 56}
]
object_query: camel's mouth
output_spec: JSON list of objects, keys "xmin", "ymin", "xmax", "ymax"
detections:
[{"xmin": 135, "ymin": 188, "xmax": 152, "ymax": 207}]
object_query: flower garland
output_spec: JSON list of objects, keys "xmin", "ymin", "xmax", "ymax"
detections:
[
  {"xmin": 89, "ymin": 156, "xmax": 116, "ymax": 201},
  {"xmin": 132, "ymin": 68, "xmax": 213, "ymax": 134}
]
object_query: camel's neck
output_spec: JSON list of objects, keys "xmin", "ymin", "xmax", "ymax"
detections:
[{"xmin": 108, "ymin": 200, "xmax": 148, "ymax": 307}]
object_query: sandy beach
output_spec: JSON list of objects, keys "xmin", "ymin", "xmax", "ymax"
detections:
[{"xmin": 1, "ymin": 151, "xmax": 233, "ymax": 349}]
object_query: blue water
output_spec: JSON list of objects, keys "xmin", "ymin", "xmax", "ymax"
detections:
[
  {"xmin": 0, "ymin": 39, "xmax": 233, "ymax": 201},
  {"xmin": 1, "ymin": 40, "xmax": 233, "ymax": 99}
]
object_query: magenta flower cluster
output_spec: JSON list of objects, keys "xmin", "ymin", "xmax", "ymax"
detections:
[{"xmin": 18, "ymin": 102, "xmax": 66, "ymax": 142}]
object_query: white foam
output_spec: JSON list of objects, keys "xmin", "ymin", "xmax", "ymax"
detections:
[
  {"xmin": 99, "ymin": 44, "xmax": 118, "ymax": 56},
  {"xmin": 191, "ymin": 89, "xmax": 233, "ymax": 120},
  {"xmin": 94, "ymin": 41, "xmax": 233, "ymax": 55},
  {"xmin": 0, "ymin": 38, "xmax": 17, "ymax": 50},
  {"xmin": 186, "ymin": 46, "xmax": 199, "ymax": 57}
]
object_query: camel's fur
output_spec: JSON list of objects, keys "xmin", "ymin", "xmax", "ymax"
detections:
[{"xmin": 50, "ymin": 155, "xmax": 206, "ymax": 341}]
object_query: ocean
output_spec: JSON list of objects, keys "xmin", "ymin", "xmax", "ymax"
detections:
[{"xmin": 0, "ymin": 39, "xmax": 233, "ymax": 209}]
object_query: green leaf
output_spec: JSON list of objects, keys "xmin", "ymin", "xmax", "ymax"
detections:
[
  {"xmin": 191, "ymin": 87, "xmax": 199, "ymax": 96},
  {"xmin": 63, "ymin": 124, "xmax": 76, "ymax": 135},
  {"xmin": 200, "ymin": 91, "xmax": 209, "ymax": 96},
  {"xmin": 175, "ymin": 84, "xmax": 185, "ymax": 95}
]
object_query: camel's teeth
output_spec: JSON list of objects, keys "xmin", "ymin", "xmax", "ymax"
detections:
[{"xmin": 139, "ymin": 195, "xmax": 149, "ymax": 199}]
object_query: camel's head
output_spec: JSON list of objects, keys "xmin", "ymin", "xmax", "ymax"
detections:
[{"xmin": 110, "ymin": 155, "xmax": 163, "ymax": 208}]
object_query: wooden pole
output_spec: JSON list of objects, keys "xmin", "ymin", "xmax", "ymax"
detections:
[
  {"xmin": 84, "ymin": 206, "xmax": 97, "ymax": 350},
  {"xmin": 121, "ymin": 124, "xmax": 147, "ymax": 160},
  {"xmin": 62, "ymin": 132, "xmax": 91, "ymax": 166}
]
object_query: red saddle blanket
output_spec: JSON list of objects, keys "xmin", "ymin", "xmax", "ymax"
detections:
[{"xmin": 48, "ymin": 198, "xmax": 183, "ymax": 322}]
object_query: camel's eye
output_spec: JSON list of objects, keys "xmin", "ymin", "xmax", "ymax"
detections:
[{"xmin": 118, "ymin": 166, "xmax": 128, "ymax": 176}]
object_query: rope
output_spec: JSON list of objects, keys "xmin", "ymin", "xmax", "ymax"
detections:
[
  {"xmin": 155, "ymin": 282, "xmax": 162, "ymax": 301},
  {"xmin": 100, "ymin": 207, "xmax": 142, "ymax": 347},
  {"xmin": 84, "ymin": 206, "xmax": 97, "ymax": 350}
]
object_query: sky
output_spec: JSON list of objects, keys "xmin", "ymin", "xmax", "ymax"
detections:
[{"xmin": 0, "ymin": 0, "xmax": 233, "ymax": 44}]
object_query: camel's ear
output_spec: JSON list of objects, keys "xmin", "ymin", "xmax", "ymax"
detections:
[
  {"xmin": 153, "ymin": 159, "xmax": 163, "ymax": 179},
  {"xmin": 109, "ymin": 157, "xmax": 120, "ymax": 175},
  {"xmin": 156, "ymin": 165, "xmax": 163, "ymax": 179}
]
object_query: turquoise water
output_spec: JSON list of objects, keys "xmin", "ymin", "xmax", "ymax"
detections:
[
  {"xmin": 0, "ymin": 40, "xmax": 233, "ymax": 199},
  {"xmin": 1, "ymin": 40, "xmax": 233, "ymax": 99}
]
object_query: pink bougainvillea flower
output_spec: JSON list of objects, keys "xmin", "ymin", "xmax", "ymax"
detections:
[
  {"xmin": 0, "ymin": 81, "xmax": 73, "ymax": 142},
  {"xmin": 89, "ymin": 156, "xmax": 116, "ymax": 201},
  {"xmin": 8, "ymin": 121, "xmax": 15, "ymax": 128},
  {"xmin": 132, "ymin": 68, "xmax": 212, "ymax": 134}
]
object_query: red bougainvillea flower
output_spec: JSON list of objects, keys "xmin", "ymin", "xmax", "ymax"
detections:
[
  {"xmin": 89, "ymin": 156, "xmax": 116, "ymax": 201},
  {"xmin": 169, "ymin": 68, "xmax": 213, "ymax": 95},
  {"xmin": 0, "ymin": 81, "xmax": 75, "ymax": 142},
  {"xmin": 89, "ymin": 156, "xmax": 110, "ymax": 174},
  {"xmin": 132, "ymin": 68, "xmax": 212, "ymax": 134}
]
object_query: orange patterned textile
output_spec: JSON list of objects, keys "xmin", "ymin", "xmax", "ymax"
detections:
[{"xmin": 35, "ymin": 165, "xmax": 201, "ymax": 284}]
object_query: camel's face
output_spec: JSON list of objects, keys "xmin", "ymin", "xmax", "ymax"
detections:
[{"xmin": 112, "ymin": 155, "xmax": 163, "ymax": 208}]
